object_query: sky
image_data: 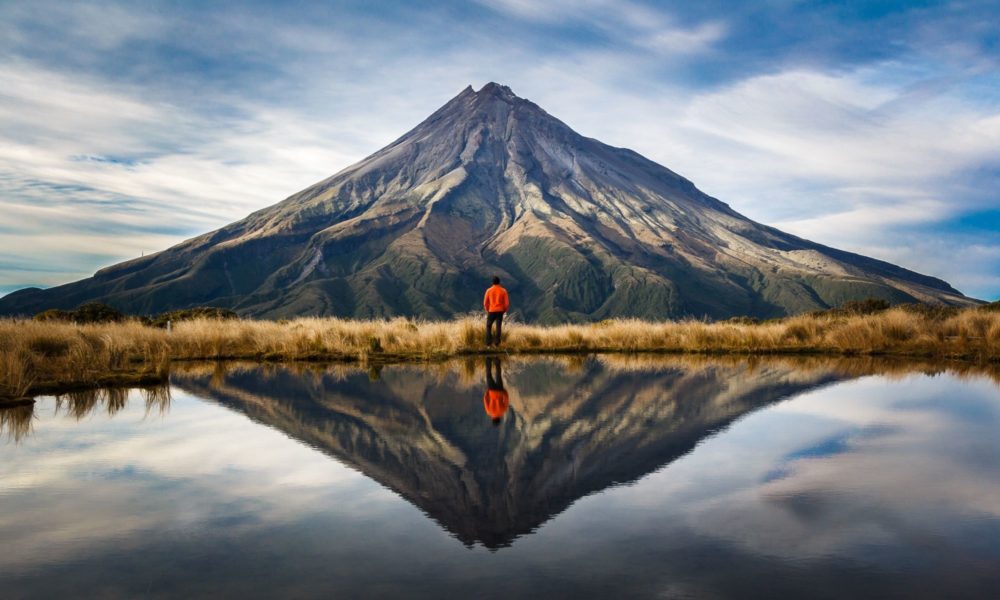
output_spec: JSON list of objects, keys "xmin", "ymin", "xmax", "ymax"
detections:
[{"xmin": 1, "ymin": 0, "xmax": 999, "ymax": 300}]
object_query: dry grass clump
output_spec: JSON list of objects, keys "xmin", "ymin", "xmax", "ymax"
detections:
[
  {"xmin": 0, "ymin": 404, "xmax": 34, "ymax": 442},
  {"xmin": 53, "ymin": 385, "xmax": 170, "ymax": 420},
  {"xmin": 0, "ymin": 319, "xmax": 170, "ymax": 399},
  {"xmin": 0, "ymin": 385, "xmax": 170, "ymax": 445},
  {"xmin": 165, "ymin": 316, "xmax": 483, "ymax": 359},
  {"xmin": 1, "ymin": 305, "xmax": 999, "ymax": 399}
]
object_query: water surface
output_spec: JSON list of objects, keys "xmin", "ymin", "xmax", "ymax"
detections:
[{"xmin": 2, "ymin": 356, "xmax": 999, "ymax": 599}]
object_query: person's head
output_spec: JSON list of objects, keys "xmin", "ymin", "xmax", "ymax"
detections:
[
  {"xmin": 492, "ymin": 276, "xmax": 500, "ymax": 285},
  {"xmin": 492, "ymin": 416, "xmax": 502, "ymax": 427}
]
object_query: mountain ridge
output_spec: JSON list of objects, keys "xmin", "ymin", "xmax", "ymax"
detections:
[{"xmin": 0, "ymin": 83, "xmax": 977, "ymax": 320}]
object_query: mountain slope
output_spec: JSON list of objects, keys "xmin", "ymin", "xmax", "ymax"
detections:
[{"xmin": 0, "ymin": 83, "xmax": 976, "ymax": 320}]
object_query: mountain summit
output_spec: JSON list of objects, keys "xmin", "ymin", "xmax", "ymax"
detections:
[{"xmin": 0, "ymin": 83, "xmax": 976, "ymax": 320}]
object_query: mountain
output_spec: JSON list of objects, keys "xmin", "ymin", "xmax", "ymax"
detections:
[
  {"xmin": 171, "ymin": 357, "xmax": 846, "ymax": 548},
  {"xmin": 0, "ymin": 83, "xmax": 977, "ymax": 320}
]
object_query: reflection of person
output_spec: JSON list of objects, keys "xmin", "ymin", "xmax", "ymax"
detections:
[
  {"xmin": 483, "ymin": 357, "xmax": 509, "ymax": 427},
  {"xmin": 483, "ymin": 276, "xmax": 510, "ymax": 347}
]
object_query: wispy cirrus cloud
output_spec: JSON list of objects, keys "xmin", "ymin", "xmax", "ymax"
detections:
[{"xmin": 476, "ymin": 0, "xmax": 727, "ymax": 56}]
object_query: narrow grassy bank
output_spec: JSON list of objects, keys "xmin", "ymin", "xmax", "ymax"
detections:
[{"xmin": 2, "ymin": 305, "xmax": 999, "ymax": 400}]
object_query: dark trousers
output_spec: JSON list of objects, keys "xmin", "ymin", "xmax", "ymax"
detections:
[
  {"xmin": 486, "ymin": 357, "xmax": 504, "ymax": 389},
  {"xmin": 485, "ymin": 311, "xmax": 504, "ymax": 346}
]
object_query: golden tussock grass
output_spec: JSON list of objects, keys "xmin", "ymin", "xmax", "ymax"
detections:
[
  {"xmin": 0, "ymin": 403, "xmax": 34, "ymax": 443},
  {"xmin": 1, "ymin": 385, "xmax": 170, "ymax": 444},
  {"xmin": 1, "ymin": 306, "xmax": 999, "ymax": 399}
]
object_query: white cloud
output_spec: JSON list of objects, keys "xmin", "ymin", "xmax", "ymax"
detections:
[
  {"xmin": 0, "ymin": 61, "xmax": 368, "ymax": 289},
  {"xmin": 681, "ymin": 69, "xmax": 1000, "ymax": 184},
  {"xmin": 0, "ymin": 0, "xmax": 167, "ymax": 54},
  {"xmin": 476, "ymin": 0, "xmax": 726, "ymax": 56},
  {"xmin": 642, "ymin": 20, "xmax": 727, "ymax": 55}
]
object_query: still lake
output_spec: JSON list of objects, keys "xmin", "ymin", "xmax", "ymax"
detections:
[{"xmin": 1, "ymin": 356, "xmax": 999, "ymax": 599}]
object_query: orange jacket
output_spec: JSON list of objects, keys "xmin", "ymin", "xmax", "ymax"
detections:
[
  {"xmin": 483, "ymin": 284, "xmax": 510, "ymax": 313},
  {"xmin": 483, "ymin": 389, "xmax": 510, "ymax": 420}
]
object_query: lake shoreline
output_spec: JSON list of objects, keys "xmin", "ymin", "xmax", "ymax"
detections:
[
  {"xmin": 7, "ymin": 350, "xmax": 1000, "ymax": 406},
  {"xmin": 5, "ymin": 350, "xmax": 1000, "ymax": 404},
  {"xmin": 2, "ymin": 305, "xmax": 998, "ymax": 401}
]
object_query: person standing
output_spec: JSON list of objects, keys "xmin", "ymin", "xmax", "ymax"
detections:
[{"xmin": 483, "ymin": 276, "xmax": 510, "ymax": 347}]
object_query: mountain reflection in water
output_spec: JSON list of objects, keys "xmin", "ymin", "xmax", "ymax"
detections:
[
  {"xmin": 171, "ymin": 356, "xmax": 848, "ymax": 548},
  {"xmin": 4, "ymin": 356, "xmax": 1000, "ymax": 598}
]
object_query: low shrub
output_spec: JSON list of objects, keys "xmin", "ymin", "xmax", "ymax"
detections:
[
  {"xmin": 151, "ymin": 307, "xmax": 238, "ymax": 328},
  {"xmin": 34, "ymin": 302, "xmax": 124, "ymax": 324},
  {"xmin": 898, "ymin": 303, "xmax": 961, "ymax": 320},
  {"xmin": 34, "ymin": 309, "xmax": 72, "ymax": 322},
  {"xmin": 840, "ymin": 298, "xmax": 891, "ymax": 315},
  {"xmin": 980, "ymin": 301, "xmax": 1000, "ymax": 313}
]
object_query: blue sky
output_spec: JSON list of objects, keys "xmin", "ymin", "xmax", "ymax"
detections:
[{"xmin": 1, "ymin": 0, "xmax": 999, "ymax": 299}]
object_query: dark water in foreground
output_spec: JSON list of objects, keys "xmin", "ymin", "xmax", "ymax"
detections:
[{"xmin": 2, "ymin": 356, "xmax": 999, "ymax": 599}]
